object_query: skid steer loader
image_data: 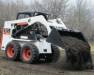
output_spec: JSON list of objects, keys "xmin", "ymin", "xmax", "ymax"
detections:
[{"xmin": 0, "ymin": 11, "xmax": 93, "ymax": 69}]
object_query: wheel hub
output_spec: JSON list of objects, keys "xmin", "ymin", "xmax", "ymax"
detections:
[
  {"xmin": 22, "ymin": 48, "xmax": 32, "ymax": 61},
  {"xmin": 7, "ymin": 45, "xmax": 15, "ymax": 58}
]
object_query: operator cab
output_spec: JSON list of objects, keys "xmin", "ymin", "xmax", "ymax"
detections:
[
  {"xmin": 12, "ymin": 12, "xmax": 49, "ymax": 40},
  {"xmin": 12, "ymin": 23, "xmax": 48, "ymax": 41},
  {"xmin": 17, "ymin": 12, "xmax": 49, "ymax": 20}
]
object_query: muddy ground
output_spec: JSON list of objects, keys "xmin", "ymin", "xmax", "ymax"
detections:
[{"xmin": 0, "ymin": 50, "xmax": 94, "ymax": 75}]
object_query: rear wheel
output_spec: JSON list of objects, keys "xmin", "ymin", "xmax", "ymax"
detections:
[
  {"xmin": 5, "ymin": 41, "xmax": 21, "ymax": 60},
  {"xmin": 20, "ymin": 44, "xmax": 39, "ymax": 64}
]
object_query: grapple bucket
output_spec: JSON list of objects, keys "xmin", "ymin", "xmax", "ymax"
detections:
[{"xmin": 47, "ymin": 28, "xmax": 93, "ymax": 69}]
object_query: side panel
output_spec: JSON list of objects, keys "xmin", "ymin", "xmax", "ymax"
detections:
[{"xmin": 34, "ymin": 39, "xmax": 52, "ymax": 54}]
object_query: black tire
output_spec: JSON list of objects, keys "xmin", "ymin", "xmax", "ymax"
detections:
[
  {"xmin": 5, "ymin": 41, "xmax": 21, "ymax": 61},
  {"xmin": 20, "ymin": 44, "xmax": 39, "ymax": 64},
  {"xmin": 47, "ymin": 45, "xmax": 60, "ymax": 62}
]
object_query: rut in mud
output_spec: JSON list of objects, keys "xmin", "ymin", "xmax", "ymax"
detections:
[{"xmin": 0, "ymin": 50, "xmax": 94, "ymax": 75}]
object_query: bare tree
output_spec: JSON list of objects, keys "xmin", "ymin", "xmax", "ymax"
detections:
[
  {"xmin": 66, "ymin": 0, "xmax": 93, "ymax": 40},
  {"xmin": 29, "ymin": 0, "xmax": 69, "ymax": 19},
  {"xmin": 0, "ymin": 0, "xmax": 4, "ymax": 26}
]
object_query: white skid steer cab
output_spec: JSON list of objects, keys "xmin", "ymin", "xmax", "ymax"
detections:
[{"xmin": 1, "ymin": 12, "xmax": 93, "ymax": 70}]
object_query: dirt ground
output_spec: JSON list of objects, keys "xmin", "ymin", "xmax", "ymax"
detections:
[{"xmin": 0, "ymin": 49, "xmax": 94, "ymax": 75}]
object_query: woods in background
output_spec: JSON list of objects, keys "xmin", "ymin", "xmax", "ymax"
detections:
[{"xmin": 0, "ymin": 0, "xmax": 94, "ymax": 41}]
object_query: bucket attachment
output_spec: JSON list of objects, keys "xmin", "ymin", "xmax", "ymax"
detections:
[{"xmin": 47, "ymin": 28, "xmax": 93, "ymax": 69}]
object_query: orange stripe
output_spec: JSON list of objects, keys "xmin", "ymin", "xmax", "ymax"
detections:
[
  {"xmin": 17, "ymin": 22, "xmax": 28, "ymax": 26},
  {"xmin": 0, "ymin": 28, "xmax": 3, "ymax": 48}
]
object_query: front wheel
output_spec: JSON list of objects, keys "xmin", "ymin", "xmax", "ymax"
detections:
[{"xmin": 20, "ymin": 44, "xmax": 39, "ymax": 64}]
